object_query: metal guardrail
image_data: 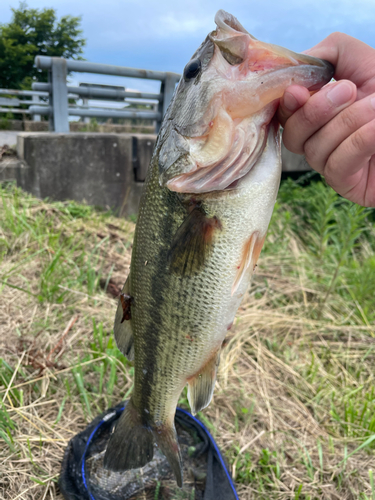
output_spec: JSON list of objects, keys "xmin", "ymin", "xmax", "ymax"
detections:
[
  {"xmin": 0, "ymin": 88, "xmax": 48, "ymax": 121},
  {"xmin": 0, "ymin": 88, "xmax": 79, "ymax": 121},
  {"xmin": 28, "ymin": 56, "xmax": 181, "ymax": 133}
]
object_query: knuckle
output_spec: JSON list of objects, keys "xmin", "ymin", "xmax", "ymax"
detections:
[
  {"xmin": 337, "ymin": 108, "xmax": 359, "ymax": 132},
  {"xmin": 303, "ymin": 137, "xmax": 320, "ymax": 165},
  {"xmin": 325, "ymin": 31, "xmax": 349, "ymax": 48},
  {"xmin": 361, "ymin": 119, "xmax": 375, "ymax": 152},
  {"xmin": 303, "ymin": 139, "xmax": 317, "ymax": 163},
  {"xmin": 300, "ymin": 102, "xmax": 321, "ymax": 128},
  {"xmin": 327, "ymin": 31, "xmax": 345, "ymax": 43},
  {"xmin": 350, "ymin": 128, "xmax": 368, "ymax": 153},
  {"xmin": 368, "ymin": 118, "xmax": 375, "ymax": 135},
  {"xmin": 324, "ymin": 156, "xmax": 337, "ymax": 183}
]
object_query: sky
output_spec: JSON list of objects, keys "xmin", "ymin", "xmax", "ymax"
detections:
[{"xmin": 1, "ymin": 0, "xmax": 375, "ymax": 94}]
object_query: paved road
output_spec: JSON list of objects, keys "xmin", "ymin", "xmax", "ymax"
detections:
[{"xmin": 0, "ymin": 131, "xmax": 19, "ymax": 147}]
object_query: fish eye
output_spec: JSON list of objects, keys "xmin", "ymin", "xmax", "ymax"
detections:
[{"xmin": 183, "ymin": 59, "xmax": 201, "ymax": 81}]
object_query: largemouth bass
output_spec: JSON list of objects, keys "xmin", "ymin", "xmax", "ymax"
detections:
[{"xmin": 104, "ymin": 10, "xmax": 333, "ymax": 486}]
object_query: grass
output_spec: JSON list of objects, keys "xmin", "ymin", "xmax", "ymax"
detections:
[{"xmin": 0, "ymin": 178, "xmax": 374, "ymax": 499}]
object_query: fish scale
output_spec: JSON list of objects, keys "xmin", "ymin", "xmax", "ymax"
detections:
[
  {"xmin": 103, "ymin": 9, "xmax": 334, "ymax": 487},
  {"xmin": 132, "ymin": 162, "xmax": 222, "ymax": 414}
]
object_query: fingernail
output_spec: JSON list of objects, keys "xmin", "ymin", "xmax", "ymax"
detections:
[
  {"xmin": 283, "ymin": 92, "xmax": 298, "ymax": 111},
  {"xmin": 327, "ymin": 82, "xmax": 353, "ymax": 107}
]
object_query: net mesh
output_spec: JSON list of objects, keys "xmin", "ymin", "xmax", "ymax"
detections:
[{"xmin": 59, "ymin": 402, "xmax": 239, "ymax": 500}]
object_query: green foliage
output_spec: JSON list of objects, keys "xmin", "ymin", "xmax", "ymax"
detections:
[
  {"xmin": 0, "ymin": 2, "xmax": 85, "ymax": 89},
  {"xmin": 0, "ymin": 397, "xmax": 16, "ymax": 450},
  {"xmin": 266, "ymin": 178, "xmax": 375, "ymax": 323},
  {"xmin": 79, "ymin": 118, "xmax": 99, "ymax": 132},
  {"xmin": 229, "ymin": 445, "xmax": 283, "ymax": 493},
  {"xmin": 0, "ymin": 183, "xmax": 118, "ymax": 303},
  {"xmin": 0, "ymin": 113, "xmax": 14, "ymax": 129},
  {"xmin": 66, "ymin": 319, "xmax": 132, "ymax": 419}
]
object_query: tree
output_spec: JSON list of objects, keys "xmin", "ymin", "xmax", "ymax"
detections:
[{"xmin": 0, "ymin": 2, "xmax": 86, "ymax": 89}]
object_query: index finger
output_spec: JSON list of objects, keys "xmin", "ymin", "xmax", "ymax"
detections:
[{"xmin": 277, "ymin": 85, "xmax": 311, "ymax": 128}]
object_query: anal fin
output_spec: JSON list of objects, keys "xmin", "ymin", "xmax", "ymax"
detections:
[
  {"xmin": 114, "ymin": 276, "xmax": 134, "ymax": 361},
  {"xmin": 187, "ymin": 350, "xmax": 220, "ymax": 415}
]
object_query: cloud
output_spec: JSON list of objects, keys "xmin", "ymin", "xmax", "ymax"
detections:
[
  {"xmin": 0, "ymin": 0, "xmax": 374, "ymax": 79},
  {"xmin": 155, "ymin": 13, "xmax": 212, "ymax": 37}
]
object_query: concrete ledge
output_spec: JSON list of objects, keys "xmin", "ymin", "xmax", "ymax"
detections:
[
  {"xmin": 1, "ymin": 132, "xmax": 312, "ymax": 218},
  {"xmin": 281, "ymin": 143, "xmax": 312, "ymax": 172},
  {"xmin": 0, "ymin": 158, "xmax": 28, "ymax": 182},
  {"xmin": 17, "ymin": 133, "xmax": 137, "ymax": 215}
]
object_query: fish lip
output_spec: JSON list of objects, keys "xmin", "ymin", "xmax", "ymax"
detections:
[
  {"xmin": 214, "ymin": 9, "xmax": 251, "ymax": 37},
  {"xmin": 270, "ymin": 52, "xmax": 335, "ymax": 85},
  {"xmin": 247, "ymin": 59, "xmax": 334, "ymax": 83},
  {"xmin": 307, "ymin": 59, "xmax": 335, "ymax": 89},
  {"xmin": 212, "ymin": 10, "xmax": 334, "ymax": 80},
  {"xmin": 253, "ymin": 58, "xmax": 334, "ymax": 90}
]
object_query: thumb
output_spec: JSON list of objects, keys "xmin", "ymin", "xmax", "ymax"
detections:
[{"xmin": 277, "ymin": 85, "xmax": 311, "ymax": 127}]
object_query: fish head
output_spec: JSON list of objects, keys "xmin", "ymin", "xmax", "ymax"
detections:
[{"xmin": 158, "ymin": 10, "xmax": 334, "ymax": 193}]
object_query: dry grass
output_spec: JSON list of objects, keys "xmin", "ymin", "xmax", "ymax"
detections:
[{"xmin": 1, "ymin": 181, "xmax": 375, "ymax": 499}]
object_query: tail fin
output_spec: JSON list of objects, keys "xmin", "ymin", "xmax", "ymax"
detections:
[
  {"xmin": 154, "ymin": 422, "xmax": 183, "ymax": 487},
  {"xmin": 103, "ymin": 399, "xmax": 153, "ymax": 471},
  {"xmin": 103, "ymin": 399, "xmax": 183, "ymax": 487}
]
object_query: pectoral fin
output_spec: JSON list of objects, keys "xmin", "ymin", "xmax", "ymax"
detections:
[
  {"xmin": 187, "ymin": 350, "xmax": 220, "ymax": 415},
  {"xmin": 114, "ymin": 276, "xmax": 134, "ymax": 361},
  {"xmin": 232, "ymin": 231, "xmax": 265, "ymax": 296},
  {"xmin": 168, "ymin": 205, "xmax": 221, "ymax": 276}
]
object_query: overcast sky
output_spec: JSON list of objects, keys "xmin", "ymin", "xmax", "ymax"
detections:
[{"xmin": 1, "ymin": 0, "xmax": 375, "ymax": 93}]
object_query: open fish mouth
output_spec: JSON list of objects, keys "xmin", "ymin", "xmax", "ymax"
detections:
[
  {"xmin": 164, "ymin": 10, "xmax": 334, "ymax": 194},
  {"xmin": 166, "ymin": 110, "xmax": 274, "ymax": 193}
]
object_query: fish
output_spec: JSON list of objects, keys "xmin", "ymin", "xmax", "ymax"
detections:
[{"xmin": 103, "ymin": 9, "xmax": 334, "ymax": 487}]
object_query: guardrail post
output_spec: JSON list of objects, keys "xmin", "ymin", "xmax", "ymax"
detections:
[
  {"xmin": 152, "ymin": 103, "xmax": 158, "ymax": 133},
  {"xmin": 82, "ymin": 98, "xmax": 90, "ymax": 124},
  {"xmin": 49, "ymin": 58, "xmax": 69, "ymax": 132},
  {"xmin": 32, "ymin": 94, "xmax": 41, "ymax": 121}
]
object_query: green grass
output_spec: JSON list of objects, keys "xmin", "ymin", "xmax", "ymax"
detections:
[
  {"xmin": 268, "ymin": 177, "xmax": 375, "ymax": 323},
  {"xmin": 1, "ymin": 179, "xmax": 375, "ymax": 499}
]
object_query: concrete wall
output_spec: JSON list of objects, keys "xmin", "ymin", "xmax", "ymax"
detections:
[
  {"xmin": 0, "ymin": 157, "xmax": 27, "ymax": 183},
  {"xmin": 10, "ymin": 132, "xmax": 309, "ymax": 217},
  {"xmin": 16, "ymin": 133, "xmax": 154, "ymax": 216}
]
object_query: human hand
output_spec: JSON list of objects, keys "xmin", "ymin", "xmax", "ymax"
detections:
[{"xmin": 277, "ymin": 33, "xmax": 375, "ymax": 207}]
